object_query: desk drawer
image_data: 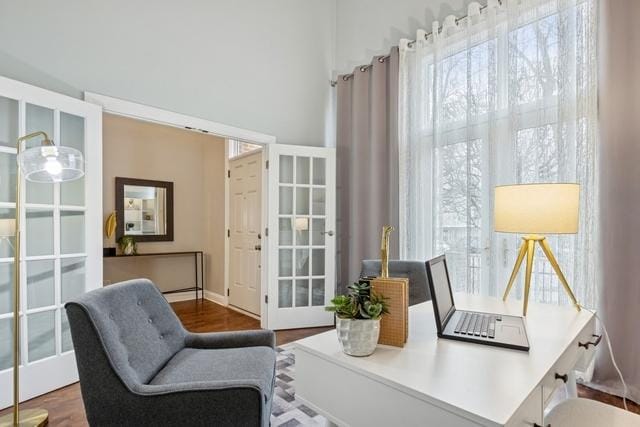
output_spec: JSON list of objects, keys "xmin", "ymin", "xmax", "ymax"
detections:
[
  {"xmin": 541, "ymin": 316, "xmax": 597, "ymax": 402},
  {"xmin": 506, "ymin": 387, "xmax": 543, "ymax": 427}
]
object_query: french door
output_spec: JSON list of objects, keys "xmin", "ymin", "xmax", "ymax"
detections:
[
  {"xmin": 0, "ymin": 76, "xmax": 102, "ymax": 408},
  {"xmin": 266, "ymin": 144, "xmax": 335, "ymax": 330}
]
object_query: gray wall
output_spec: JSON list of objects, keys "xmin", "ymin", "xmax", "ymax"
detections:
[
  {"xmin": 0, "ymin": 0, "xmax": 335, "ymax": 147},
  {"xmin": 335, "ymin": 0, "xmax": 472, "ymax": 74}
]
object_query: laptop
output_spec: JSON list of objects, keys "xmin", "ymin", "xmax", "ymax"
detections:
[{"xmin": 426, "ymin": 255, "xmax": 530, "ymax": 352}]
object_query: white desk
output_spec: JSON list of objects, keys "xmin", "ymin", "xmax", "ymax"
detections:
[{"xmin": 294, "ymin": 294, "xmax": 597, "ymax": 427}]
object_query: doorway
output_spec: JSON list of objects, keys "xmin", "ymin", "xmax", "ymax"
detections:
[
  {"xmin": 228, "ymin": 148, "xmax": 263, "ymax": 315},
  {"xmin": 84, "ymin": 92, "xmax": 337, "ymax": 331}
]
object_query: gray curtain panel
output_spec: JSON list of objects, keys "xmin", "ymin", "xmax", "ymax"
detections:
[
  {"xmin": 590, "ymin": 0, "xmax": 640, "ymax": 403},
  {"xmin": 336, "ymin": 47, "xmax": 399, "ymax": 292}
]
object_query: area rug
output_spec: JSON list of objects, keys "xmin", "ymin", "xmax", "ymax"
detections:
[{"xmin": 271, "ymin": 345, "xmax": 328, "ymax": 426}]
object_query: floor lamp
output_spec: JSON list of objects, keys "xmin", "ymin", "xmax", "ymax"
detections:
[
  {"xmin": 495, "ymin": 183, "xmax": 582, "ymax": 316},
  {"xmin": 0, "ymin": 131, "xmax": 84, "ymax": 427}
]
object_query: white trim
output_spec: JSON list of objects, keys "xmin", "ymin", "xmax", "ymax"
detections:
[
  {"xmin": 169, "ymin": 289, "xmax": 261, "ymax": 322},
  {"xmin": 260, "ymin": 149, "xmax": 269, "ymax": 329},
  {"xmin": 83, "ymin": 92, "xmax": 276, "ymax": 145},
  {"xmin": 163, "ymin": 291, "xmax": 198, "ymax": 303},
  {"xmin": 204, "ymin": 289, "xmax": 228, "ymax": 306},
  {"xmin": 223, "ymin": 140, "xmax": 230, "ymax": 317}
]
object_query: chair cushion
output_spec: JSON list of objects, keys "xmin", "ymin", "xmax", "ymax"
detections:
[{"xmin": 150, "ymin": 347, "xmax": 276, "ymax": 399}]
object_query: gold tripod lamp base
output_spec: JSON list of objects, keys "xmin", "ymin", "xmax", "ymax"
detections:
[
  {"xmin": 502, "ymin": 235, "xmax": 581, "ymax": 316},
  {"xmin": 0, "ymin": 408, "xmax": 48, "ymax": 427}
]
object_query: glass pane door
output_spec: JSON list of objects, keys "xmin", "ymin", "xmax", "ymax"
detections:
[
  {"xmin": 0, "ymin": 76, "xmax": 101, "ymax": 408},
  {"xmin": 267, "ymin": 144, "xmax": 335, "ymax": 330}
]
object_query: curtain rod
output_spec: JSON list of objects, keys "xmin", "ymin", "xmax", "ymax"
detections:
[{"xmin": 330, "ymin": 0, "xmax": 499, "ymax": 87}]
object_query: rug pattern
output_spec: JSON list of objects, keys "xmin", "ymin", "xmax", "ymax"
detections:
[{"xmin": 271, "ymin": 345, "xmax": 328, "ymax": 426}]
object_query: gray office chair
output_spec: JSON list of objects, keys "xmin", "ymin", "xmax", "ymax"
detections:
[
  {"xmin": 65, "ymin": 279, "xmax": 276, "ymax": 427},
  {"xmin": 360, "ymin": 260, "xmax": 431, "ymax": 306}
]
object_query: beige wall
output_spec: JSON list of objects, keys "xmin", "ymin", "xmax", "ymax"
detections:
[{"xmin": 102, "ymin": 113, "xmax": 226, "ymax": 295}]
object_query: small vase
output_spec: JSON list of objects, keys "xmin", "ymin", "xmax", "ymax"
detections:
[{"xmin": 335, "ymin": 318, "xmax": 380, "ymax": 357}]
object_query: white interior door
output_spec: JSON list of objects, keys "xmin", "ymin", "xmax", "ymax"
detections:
[
  {"xmin": 228, "ymin": 150, "xmax": 262, "ymax": 315},
  {"xmin": 0, "ymin": 76, "xmax": 102, "ymax": 408},
  {"xmin": 266, "ymin": 144, "xmax": 335, "ymax": 330}
]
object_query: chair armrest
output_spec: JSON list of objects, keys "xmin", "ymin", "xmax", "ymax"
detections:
[{"xmin": 185, "ymin": 329, "xmax": 275, "ymax": 350}]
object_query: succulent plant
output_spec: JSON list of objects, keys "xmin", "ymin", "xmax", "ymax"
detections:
[{"xmin": 326, "ymin": 282, "xmax": 389, "ymax": 320}]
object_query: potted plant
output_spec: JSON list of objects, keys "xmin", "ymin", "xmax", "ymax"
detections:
[
  {"xmin": 117, "ymin": 235, "xmax": 137, "ymax": 255},
  {"xmin": 326, "ymin": 282, "xmax": 389, "ymax": 356}
]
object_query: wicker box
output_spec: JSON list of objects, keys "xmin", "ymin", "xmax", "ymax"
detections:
[{"xmin": 371, "ymin": 277, "xmax": 408, "ymax": 347}]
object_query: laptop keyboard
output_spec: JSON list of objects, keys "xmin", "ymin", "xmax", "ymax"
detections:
[{"xmin": 453, "ymin": 312, "xmax": 497, "ymax": 339}]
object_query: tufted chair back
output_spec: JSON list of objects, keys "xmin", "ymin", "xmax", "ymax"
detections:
[{"xmin": 66, "ymin": 278, "xmax": 186, "ymax": 385}]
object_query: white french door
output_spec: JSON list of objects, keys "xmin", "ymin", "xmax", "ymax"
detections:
[
  {"xmin": 266, "ymin": 144, "xmax": 335, "ymax": 330},
  {"xmin": 0, "ymin": 76, "xmax": 102, "ymax": 408}
]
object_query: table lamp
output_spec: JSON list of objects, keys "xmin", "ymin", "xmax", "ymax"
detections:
[
  {"xmin": 495, "ymin": 183, "xmax": 581, "ymax": 316},
  {"xmin": 0, "ymin": 131, "xmax": 84, "ymax": 427}
]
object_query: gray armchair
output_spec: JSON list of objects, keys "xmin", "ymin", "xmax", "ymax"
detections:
[
  {"xmin": 360, "ymin": 260, "xmax": 431, "ymax": 306},
  {"xmin": 65, "ymin": 279, "xmax": 276, "ymax": 427}
]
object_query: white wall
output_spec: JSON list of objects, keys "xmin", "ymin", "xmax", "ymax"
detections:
[
  {"xmin": 0, "ymin": 0, "xmax": 335, "ymax": 147},
  {"xmin": 335, "ymin": 0, "xmax": 473, "ymax": 74}
]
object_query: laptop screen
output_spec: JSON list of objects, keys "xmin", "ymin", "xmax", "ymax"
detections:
[{"xmin": 429, "ymin": 257, "xmax": 455, "ymax": 327}]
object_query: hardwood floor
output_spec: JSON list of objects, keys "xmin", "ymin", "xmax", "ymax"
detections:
[{"xmin": 0, "ymin": 299, "xmax": 636, "ymax": 426}]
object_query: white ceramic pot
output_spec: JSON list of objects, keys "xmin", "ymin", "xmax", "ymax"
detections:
[{"xmin": 335, "ymin": 317, "xmax": 380, "ymax": 357}]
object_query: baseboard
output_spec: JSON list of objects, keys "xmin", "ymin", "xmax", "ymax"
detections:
[
  {"xmin": 163, "ymin": 291, "xmax": 198, "ymax": 303},
  {"xmin": 204, "ymin": 290, "xmax": 228, "ymax": 306},
  {"xmin": 168, "ymin": 290, "xmax": 261, "ymax": 321}
]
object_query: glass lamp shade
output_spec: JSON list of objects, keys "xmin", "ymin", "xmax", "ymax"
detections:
[{"xmin": 18, "ymin": 145, "xmax": 84, "ymax": 183}]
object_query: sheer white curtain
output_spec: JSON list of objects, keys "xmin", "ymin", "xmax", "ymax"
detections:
[{"xmin": 399, "ymin": 0, "xmax": 599, "ymax": 308}]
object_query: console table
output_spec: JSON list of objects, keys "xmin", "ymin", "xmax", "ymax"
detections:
[{"xmin": 104, "ymin": 251, "xmax": 205, "ymax": 301}]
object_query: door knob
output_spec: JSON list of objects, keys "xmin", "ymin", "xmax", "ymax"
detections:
[
  {"xmin": 320, "ymin": 230, "xmax": 334, "ymax": 236},
  {"xmin": 254, "ymin": 244, "xmax": 262, "ymax": 251}
]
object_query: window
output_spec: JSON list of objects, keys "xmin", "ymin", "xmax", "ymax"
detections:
[
  {"xmin": 228, "ymin": 139, "xmax": 261, "ymax": 159},
  {"xmin": 399, "ymin": 0, "xmax": 598, "ymax": 308}
]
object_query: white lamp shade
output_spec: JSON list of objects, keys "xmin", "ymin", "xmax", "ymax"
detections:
[
  {"xmin": 18, "ymin": 145, "xmax": 84, "ymax": 183},
  {"xmin": 494, "ymin": 183, "xmax": 580, "ymax": 234},
  {"xmin": 0, "ymin": 218, "xmax": 15, "ymax": 237}
]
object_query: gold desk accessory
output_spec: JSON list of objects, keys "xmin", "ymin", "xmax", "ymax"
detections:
[
  {"xmin": 0, "ymin": 131, "xmax": 84, "ymax": 427},
  {"xmin": 495, "ymin": 183, "xmax": 581, "ymax": 316},
  {"xmin": 370, "ymin": 225, "xmax": 409, "ymax": 347}
]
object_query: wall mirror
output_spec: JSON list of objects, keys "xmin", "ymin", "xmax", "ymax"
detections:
[{"xmin": 116, "ymin": 177, "xmax": 174, "ymax": 242}]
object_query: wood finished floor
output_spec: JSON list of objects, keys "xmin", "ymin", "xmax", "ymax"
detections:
[{"xmin": 0, "ymin": 299, "xmax": 636, "ymax": 426}]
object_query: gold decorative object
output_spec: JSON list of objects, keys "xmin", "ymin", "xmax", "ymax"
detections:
[
  {"xmin": 495, "ymin": 183, "xmax": 581, "ymax": 316},
  {"xmin": 0, "ymin": 131, "xmax": 82, "ymax": 427},
  {"xmin": 105, "ymin": 211, "xmax": 117, "ymax": 238},
  {"xmin": 380, "ymin": 225, "xmax": 394, "ymax": 278},
  {"xmin": 371, "ymin": 277, "xmax": 408, "ymax": 347}
]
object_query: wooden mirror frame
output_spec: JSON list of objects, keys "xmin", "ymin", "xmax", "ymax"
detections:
[{"xmin": 115, "ymin": 177, "xmax": 174, "ymax": 242}]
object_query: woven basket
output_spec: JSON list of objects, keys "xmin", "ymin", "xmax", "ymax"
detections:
[{"xmin": 371, "ymin": 277, "xmax": 408, "ymax": 347}]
